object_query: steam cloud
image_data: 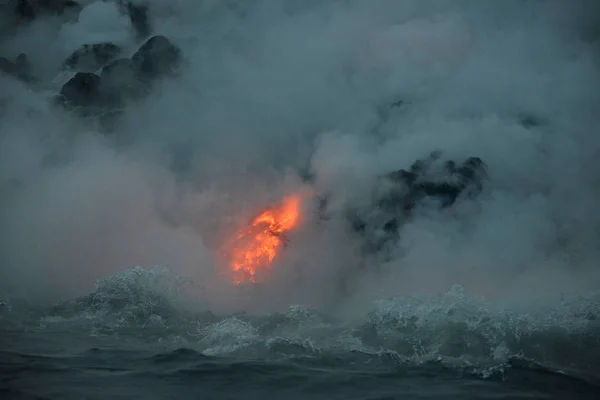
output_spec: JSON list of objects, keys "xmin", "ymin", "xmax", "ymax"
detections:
[{"xmin": 1, "ymin": 0, "xmax": 599, "ymax": 315}]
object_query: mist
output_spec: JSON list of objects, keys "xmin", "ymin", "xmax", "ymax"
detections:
[{"xmin": 1, "ymin": 0, "xmax": 599, "ymax": 315}]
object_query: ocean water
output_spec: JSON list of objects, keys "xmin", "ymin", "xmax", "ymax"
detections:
[
  {"xmin": 2, "ymin": 267, "xmax": 600, "ymax": 399},
  {"xmin": 2, "ymin": 0, "xmax": 600, "ymax": 399}
]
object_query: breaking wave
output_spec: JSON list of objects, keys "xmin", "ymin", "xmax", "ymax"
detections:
[{"xmin": 3, "ymin": 266, "xmax": 599, "ymax": 387}]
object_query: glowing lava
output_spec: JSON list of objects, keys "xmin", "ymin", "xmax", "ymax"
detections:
[{"xmin": 223, "ymin": 195, "xmax": 302, "ymax": 285}]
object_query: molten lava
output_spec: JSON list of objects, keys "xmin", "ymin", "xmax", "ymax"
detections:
[{"xmin": 223, "ymin": 195, "xmax": 302, "ymax": 285}]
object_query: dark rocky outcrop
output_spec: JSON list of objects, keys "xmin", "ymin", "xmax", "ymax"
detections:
[
  {"xmin": 381, "ymin": 152, "xmax": 486, "ymax": 216},
  {"xmin": 57, "ymin": 72, "xmax": 102, "ymax": 108},
  {"xmin": 320, "ymin": 151, "xmax": 488, "ymax": 254},
  {"xmin": 99, "ymin": 57, "xmax": 146, "ymax": 102},
  {"xmin": 5, "ymin": 1, "xmax": 168, "ymax": 118},
  {"xmin": 57, "ymin": 35, "xmax": 183, "ymax": 120},
  {"xmin": 56, "ymin": 71, "xmax": 124, "ymax": 125},
  {"xmin": 63, "ymin": 43, "xmax": 122, "ymax": 71},
  {"xmin": 131, "ymin": 35, "xmax": 182, "ymax": 81}
]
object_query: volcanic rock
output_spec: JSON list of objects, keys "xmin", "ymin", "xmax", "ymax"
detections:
[
  {"xmin": 131, "ymin": 35, "xmax": 182, "ymax": 81},
  {"xmin": 384, "ymin": 153, "xmax": 487, "ymax": 215},
  {"xmin": 56, "ymin": 35, "xmax": 183, "ymax": 123},
  {"xmin": 323, "ymin": 151, "xmax": 488, "ymax": 253},
  {"xmin": 57, "ymin": 72, "xmax": 102, "ymax": 108},
  {"xmin": 99, "ymin": 57, "xmax": 147, "ymax": 103}
]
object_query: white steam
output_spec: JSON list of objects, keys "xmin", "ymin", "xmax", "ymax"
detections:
[{"xmin": 1, "ymin": 0, "xmax": 599, "ymax": 314}]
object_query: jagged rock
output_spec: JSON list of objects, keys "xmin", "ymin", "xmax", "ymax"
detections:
[
  {"xmin": 58, "ymin": 72, "xmax": 102, "ymax": 108},
  {"xmin": 320, "ymin": 151, "xmax": 488, "ymax": 254},
  {"xmin": 0, "ymin": 53, "xmax": 36, "ymax": 83},
  {"xmin": 56, "ymin": 71, "xmax": 127, "ymax": 126},
  {"xmin": 382, "ymin": 152, "xmax": 486, "ymax": 215},
  {"xmin": 99, "ymin": 57, "xmax": 146, "ymax": 103},
  {"xmin": 131, "ymin": 35, "xmax": 182, "ymax": 81},
  {"xmin": 100, "ymin": 58, "xmax": 137, "ymax": 88},
  {"xmin": 56, "ymin": 35, "xmax": 183, "ymax": 124},
  {"xmin": 63, "ymin": 43, "xmax": 122, "ymax": 71}
]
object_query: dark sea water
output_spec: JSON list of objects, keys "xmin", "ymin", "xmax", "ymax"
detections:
[{"xmin": 2, "ymin": 268, "xmax": 599, "ymax": 400}]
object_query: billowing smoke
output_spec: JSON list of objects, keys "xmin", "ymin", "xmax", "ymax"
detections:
[{"xmin": 1, "ymin": 0, "xmax": 599, "ymax": 315}]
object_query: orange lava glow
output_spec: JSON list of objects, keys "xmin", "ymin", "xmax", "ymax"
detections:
[{"xmin": 222, "ymin": 195, "xmax": 303, "ymax": 285}]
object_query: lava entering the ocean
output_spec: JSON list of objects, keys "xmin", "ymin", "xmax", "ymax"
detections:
[{"xmin": 222, "ymin": 195, "xmax": 303, "ymax": 285}]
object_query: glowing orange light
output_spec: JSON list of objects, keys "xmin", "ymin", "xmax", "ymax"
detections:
[{"xmin": 222, "ymin": 195, "xmax": 303, "ymax": 285}]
